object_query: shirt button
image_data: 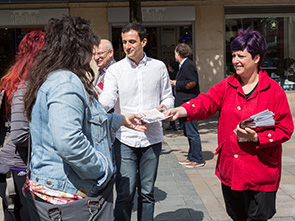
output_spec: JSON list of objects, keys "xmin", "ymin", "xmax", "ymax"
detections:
[
  {"xmin": 46, "ymin": 181, "xmax": 52, "ymax": 185},
  {"xmin": 36, "ymin": 177, "xmax": 39, "ymax": 182},
  {"xmin": 192, "ymin": 104, "xmax": 195, "ymax": 108},
  {"xmin": 268, "ymin": 133, "xmax": 272, "ymax": 137},
  {"xmin": 234, "ymin": 154, "xmax": 238, "ymax": 158},
  {"xmin": 269, "ymin": 139, "xmax": 273, "ymax": 142},
  {"xmin": 187, "ymin": 101, "xmax": 190, "ymax": 104},
  {"xmin": 237, "ymin": 106, "xmax": 241, "ymax": 110},
  {"xmin": 99, "ymin": 118, "xmax": 102, "ymax": 123}
]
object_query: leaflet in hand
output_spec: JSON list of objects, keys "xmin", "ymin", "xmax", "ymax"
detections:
[
  {"xmin": 138, "ymin": 109, "xmax": 172, "ymax": 124},
  {"xmin": 239, "ymin": 109, "xmax": 275, "ymax": 130}
]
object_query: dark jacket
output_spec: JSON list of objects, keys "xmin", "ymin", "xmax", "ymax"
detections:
[{"xmin": 175, "ymin": 58, "xmax": 200, "ymax": 107}]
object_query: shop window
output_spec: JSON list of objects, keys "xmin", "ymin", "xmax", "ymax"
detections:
[{"xmin": 225, "ymin": 16, "xmax": 295, "ymax": 91}]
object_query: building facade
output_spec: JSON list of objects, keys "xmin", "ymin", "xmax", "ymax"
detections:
[{"xmin": 1, "ymin": 0, "xmax": 295, "ymax": 112}]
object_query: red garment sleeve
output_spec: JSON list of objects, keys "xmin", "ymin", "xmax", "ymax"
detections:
[{"xmin": 181, "ymin": 79, "xmax": 227, "ymax": 121}]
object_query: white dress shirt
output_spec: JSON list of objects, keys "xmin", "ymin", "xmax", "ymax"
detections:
[{"xmin": 99, "ymin": 54, "xmax": 174, "ymax": 147}]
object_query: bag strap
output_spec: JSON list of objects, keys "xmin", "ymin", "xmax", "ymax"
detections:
[
  {"xmin": 26, "ymin": 134, "xmax": 31, "ymax": 182},
  {"xmin": 47, "ymin": 207, "xmax": 62, "ymax": 221}
]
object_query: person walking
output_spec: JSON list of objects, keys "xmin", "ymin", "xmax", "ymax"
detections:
[
  {"xmin": 171, "ymin": 43, "xmax": 205, "ymax": 168},
  {"xmin": 164, "ymin": 29, "xmax": 294, "ymax": 220},
  {"xmin": 99, "ymin": 22, "xmax": 174, "ymax": 221},
  {"xmin": 23, "ymin": 15, "xmax": 145, "ymax": 221}
]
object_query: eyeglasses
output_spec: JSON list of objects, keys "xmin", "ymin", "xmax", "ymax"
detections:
[{"xmin": 93, "ymin": 49, "xmax": 110, "ymax": 56}]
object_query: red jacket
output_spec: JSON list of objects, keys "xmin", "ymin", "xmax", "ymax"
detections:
[{"xmin": 181, "ymin": 70, "xmax": 294, "ymax": 191}]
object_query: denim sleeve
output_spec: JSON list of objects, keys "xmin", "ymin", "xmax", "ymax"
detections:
[
  {"xmin": 107, "ymin": 113, "xmax": 122, "ymax": 143},
  {"xmin": 47, "ymin": 79, "xmax": 108, "ymax": 180}
]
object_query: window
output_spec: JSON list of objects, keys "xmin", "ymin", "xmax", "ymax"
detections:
[{"xmin": 225, "ymin": 15, "xmax": 295, "ymax": 91}]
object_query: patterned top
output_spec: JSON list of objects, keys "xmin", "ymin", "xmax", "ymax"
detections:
[
  {"xmin": 95, "ymin": 59, "xmax": 115, "ymax": 94},
  {"xmin": 24, "ymin": 179, "xmax": 83, "ymax": 204}
]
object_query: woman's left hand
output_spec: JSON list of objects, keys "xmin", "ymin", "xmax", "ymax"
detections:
[
  {"xmin": 122, "ymin": 113, "xmax": 147, "ymax": 132},
  {"xmin": 235, "ymin": 124, "xmax": 259, "ymax": 142}
]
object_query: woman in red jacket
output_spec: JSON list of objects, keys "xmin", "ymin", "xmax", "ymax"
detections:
[{"xmin": 164, "ymin": 29, "xmax": 294, "ymax": 220}]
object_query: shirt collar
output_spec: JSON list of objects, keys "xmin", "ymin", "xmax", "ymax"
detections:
[
  {"xmin": 179, "ymin": 57, "xmax": 188, "ymax": 69},
  {"xmin": 99, "ymin": 59, "xmax": 115, "ymax": 74},
  {"xmin": 126, "ymin": 53, "xmax": 147, "ymax": 68},
  {"xmin": 228, "ymin": 68, "xmax": 271, "ymax": 91}
]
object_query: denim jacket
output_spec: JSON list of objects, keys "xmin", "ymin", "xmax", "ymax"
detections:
[{"xmin": 29, "ymin": 70, "xmax": 122, "ymax": 197}]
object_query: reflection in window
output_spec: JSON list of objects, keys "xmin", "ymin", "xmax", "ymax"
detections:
[{"xmin": 225, "ymin": 16, "xmax": 295, "ymax": 91}]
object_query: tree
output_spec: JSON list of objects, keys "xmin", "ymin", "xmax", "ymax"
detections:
[{"xmin": 129, "ymin": 0, "xmax": 142, "ymax": 23}]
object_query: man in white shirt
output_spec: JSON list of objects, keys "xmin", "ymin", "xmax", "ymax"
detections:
[{"xmin": 99, "ymin": 22, "xmax": 174, "ymax": 221}]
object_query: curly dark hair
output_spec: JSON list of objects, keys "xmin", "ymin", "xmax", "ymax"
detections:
[{"xmin": 24, "ymin": 15, "xmax": 100, "ymax": 121}]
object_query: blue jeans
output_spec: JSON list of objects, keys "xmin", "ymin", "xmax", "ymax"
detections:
[
  {"xmin": 183, "ymin": 120, "xmax": 204, "ymax": 163},
  {"xmin": 113, "ymin": 139, "xmax": 162, "ymax": 221}
]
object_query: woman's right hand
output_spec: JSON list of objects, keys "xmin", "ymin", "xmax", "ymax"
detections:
[{"xmin": 163, "ymin": 107, "xmax": 187, "ymax": 121}]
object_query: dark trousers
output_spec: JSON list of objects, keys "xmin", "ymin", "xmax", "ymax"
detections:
[
  {"xmin": 113, "ymin": 139, "xmax": 162, "ymax": 221},
  {"xmin": 12, "ymin": 170, "xmax": 30, "ymax": 221},
  {"xmin": 0, "ymin": 173, "xmax": 15, "ymax": 221},
  {"xmin": 0, "ymin": 170, "xmax": 30, "ymax": 221},
  {"xmin": 222, "ymin": 183, "xmax": 277, "ymax": 221},
  {"xmin": 183, "ymin": 120, "xmax": 203, "ymax": 163}
]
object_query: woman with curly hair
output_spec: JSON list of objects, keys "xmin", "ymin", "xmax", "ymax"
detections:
[
  {"xmin": 0, "ymin": 30, "xmax": 45, "ymax": 221},
  {"xmin": 23, "ymin": 15, "xmax": 145, "ymax": 221}
]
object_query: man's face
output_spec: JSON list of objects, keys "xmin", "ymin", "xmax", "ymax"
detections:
[
  {"xmin": 174, "ymin": 50, "xmax": 180, "ymax": 63},
  {"xmin": 121, "ymin": 30, "xmax": 147, "ymax": 63},
  {"xmin": 93, "ymin": 42, "xmax": 113, "ymax": 69}
]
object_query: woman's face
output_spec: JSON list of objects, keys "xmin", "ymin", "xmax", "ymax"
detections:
[{"xmin": 232, "ymin": 49, "xmax": 260, "ymax": 78}]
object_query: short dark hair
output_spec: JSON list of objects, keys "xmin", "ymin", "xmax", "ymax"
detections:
[
  {"xmin": 175, "ymin": 43, "xmax": 192, "ymax": 59},
  {"xmin": 121, "ymin": 22, "xmax": 147, "ymax": 41},
  {"xmin": 231, "ymin": 29, "xmax": 268, "ymax": 67}
]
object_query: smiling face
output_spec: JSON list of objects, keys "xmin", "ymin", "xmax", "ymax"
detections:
[
  {"xmin": 121, "ymin": 29, "xmax": 147, "ymax": 65},
  {"xmin": 93, "ymin": 40, "xmax": 113, "ymax": 69},
  {"xmin": 232, "ymin": 49, "xmax": 260, "ymax": 78}
]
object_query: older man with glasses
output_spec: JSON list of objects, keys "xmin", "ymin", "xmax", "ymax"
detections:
[{"xmin": 93, "ymin": 39, "xmax": 115, "ymax": 95}]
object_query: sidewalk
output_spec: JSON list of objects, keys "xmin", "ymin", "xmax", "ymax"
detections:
[
  {"xmin": 1, "ymin": 117, "xmax": 295, "ymax": 220},
  {"xmin": 132, "ymin": 116, "xmax": 295, "ymax": 220}
]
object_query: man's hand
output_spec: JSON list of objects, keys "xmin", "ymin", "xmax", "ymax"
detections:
[
  {"xmin": 185, "ymin": 81, "xmax": 196, "ymax": 89},
  {"xmin": 156, "ymin": 104, "xmax": 167, "ymax": 112},
  {"xmin": 234, "ymin": 124, "xmax": 259, "ymax": 142},
  {"xmin": 121, "ymin": 113, "xmax": 147, "ymax": 132},
  {"xmin": 163, "ymin": 107, "xmax": 187, "ymax": 121}
]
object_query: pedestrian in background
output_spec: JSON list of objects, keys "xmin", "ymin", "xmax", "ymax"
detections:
[
  {"xmin": 0, "ymin": 30, "xmax": 45, "ymax": 221},
  {"xmin": 171, "ymin": 43, "xmax": 204, "ymax": 168},
  {"xmin": 164, "ymin": 29, "xmax": 293, "ymax": 220},
  {"xmin": 23, "ymin": 15, "xmax": 145, "ymax": 221},
  {"xmin": 99, "ymin": 22, "xmax": 174, "ymax": 221}
]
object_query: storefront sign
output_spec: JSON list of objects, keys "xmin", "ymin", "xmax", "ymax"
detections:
[
  {"xmin": 0, "ymin": 8, "xmax": 69, "ymax": 26},
  {"xmin": 10, "ymin": 10, "xmax": 40, "ymax": 25},
  {"xmin": 142, "ymin": 7, "xmax": 167, "ymax": 21},
  {"xmin": 108, "ymin": 6, "xmax": 195, "ymax": 23}
]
